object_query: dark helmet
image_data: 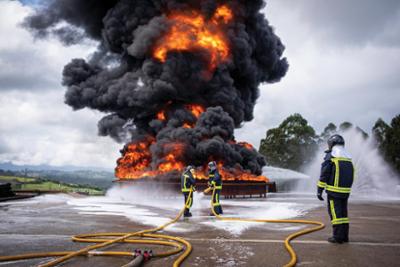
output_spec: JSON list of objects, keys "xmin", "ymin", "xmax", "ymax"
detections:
[
  {"xmin": 327, "ymin": 134, "xmax": 345, "ymax": 150},
  {"xmin": 185, "ymin": 165, "xmax": 194, "ymax": 172},
  {"xmin": 208, "ymin": 161, "xmax": 217, "ymax": 171}
]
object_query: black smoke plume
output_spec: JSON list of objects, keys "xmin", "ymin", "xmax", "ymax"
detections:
[{"xmin": 25, "ymin": 0, "xmax": 288, "ymax": 177}]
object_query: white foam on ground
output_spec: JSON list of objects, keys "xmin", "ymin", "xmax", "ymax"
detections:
[
  {"xmin": 66, "ymin": 187, "xmax": 320, "ymax": 235},
  {"xmin": 67, "ymin": 196, "xmax": 190, "ymax": 232},
  {"xmin": 201, "ymin": 199, "xmax": 318, "ymax": 235},
  {"xmin": 2, "ymin": 186, "xmax": 320, "ymax": 235},
  {"xmin": 0, "ymin": 193, "xmax": 72, "ymax": 206}
]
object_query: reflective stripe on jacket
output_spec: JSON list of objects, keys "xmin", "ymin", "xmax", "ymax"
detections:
[
  {"xmin": 181, "ymin": 171, "xmax": 196, "ymax": 192},
  {"xmin": 318, "ymin": 153, "xmax": 354, "ymax": 198},
  {"xmin": 208, "ymin": 170, "xmax": 222, "ymax": 190}
]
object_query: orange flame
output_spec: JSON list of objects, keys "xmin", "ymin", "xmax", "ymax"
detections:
[
  {"xmin": 158, "ymin": 143, "xmax": 185, "ymax": 172},
  {"xmin": 181, "ymin": 104, "xmax": 205, "ymax": 128},
  {"xmin": 182, "ymin": 123, "xmax": 192, "ymax": 129},
  {"xmin": 157, "ymin": 110, "xmax": 166, "ymax": 121},
  {"xmin": 115, "ymin": 137, "xmax": 155, "ymax": 179},
  {"xmin": 116, "ymin": 104, "xmax": 266, "ymax": 182},
  {"xmin": 116, "ymin": 139, "xmax": 267, "ymax": 181},
  {"xmin": 237, "ymin": 141, "xmax": 254, "ymax": 150},
  {"xmin": 185, "ymin": 104, "xmax": 205, "ymax": 118},
  {"xmin": 213, "ymin": 5, "xmax": 233, "ymax": 24},
  {"xmin": 153, "ymin": 5, "xmax": 232, "ymax": 70},
  {"xmin": 188, "ymin": 162, "xmax": 268, "ymax": 182},
  {"xmin": 115, "ymin": 139, "xmax": 186, "ymax": 179},
  {"xmin": 229, "ymin": 140, "xmax": 255, "ymax": 150}
]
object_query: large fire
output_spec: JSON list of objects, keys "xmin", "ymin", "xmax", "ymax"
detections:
[
  {"xmin": 116, "ymin": 103, "xmax": 268, "ymax": 182},
  {"xmin": 115, "ymin": 5, "xmax": 268, "ymax": 184},
  {"xmin": 153, "ymin": 5, "xmax": 233, "ymax": 70}
]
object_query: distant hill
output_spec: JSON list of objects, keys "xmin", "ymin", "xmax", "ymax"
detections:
[
  {"xmin": 0, "ymin": 162, "xmax": 115, "ymax": 189},
  {"xmin": 0, "ymin": 162, "xmax": 112, "ymax": 172}
]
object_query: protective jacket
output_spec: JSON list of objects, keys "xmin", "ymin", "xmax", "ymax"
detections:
[
  {"xmin": 208, "ymin": 169, "xmax": 222, "ymax": 190},
  {"xmin": 181, "ymin": 170, "xmax": 196, "ymax": 193},
  {"xmin": 318, "ymin": 147, "xmax": 354, "ymax": 199},
  {"xmin": 208, "ymin": 169, "xmax": 223, "ymax": 215}
]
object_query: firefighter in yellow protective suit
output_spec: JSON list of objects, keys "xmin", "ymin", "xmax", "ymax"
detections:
[
  {"xmin": 208, "ymin": 161, "xmax": 223, "ymax": 215},
  {"xmin": 317, "ymin": 134, "xmax": 354, "ymax": 243},
  {"xmin": 181, "ymin": 165, "xmax": 196, "ymax": 217}
]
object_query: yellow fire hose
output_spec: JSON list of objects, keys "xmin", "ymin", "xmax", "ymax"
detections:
[
  {"xmin": 0, "ymin": 187, "xmax": 325, "ymax": 267},
  {"xmin": 0, "ymin": 189, "xmax": 194, "ymax": 267},
  {"xmin": 205, "ymin": 186, "xmax": 325, "ymax": 267}
]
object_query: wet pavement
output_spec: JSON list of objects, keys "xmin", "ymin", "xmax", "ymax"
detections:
[{"xmin": 0, "ymin": 192, "xmax": 399, "ymax": 267}]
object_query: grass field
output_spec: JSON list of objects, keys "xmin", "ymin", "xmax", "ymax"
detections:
[
  {"xmin": 0, "ymin": 175, "xmax": 36, "ymax": 183},
  {"xmin": 0, "ymin": 175, "xmax": 104, "ymax": 196}
]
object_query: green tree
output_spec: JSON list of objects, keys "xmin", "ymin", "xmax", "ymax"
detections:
[
  {"xmin": 372, "ymin": 115, "xmax": 400, "ymax": 176},
  {"xmin": 259, "ymin": 114, "xmax": 318, "ymax": 171},
  {"xmin": 386, "ymin": 115, "xmax": 400, "ymax": 175}
]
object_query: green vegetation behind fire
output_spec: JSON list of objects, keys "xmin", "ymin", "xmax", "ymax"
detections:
[
  {"xmin": 259, "ymin": 113, "xmax": 400, "ymax": 177},
  {"xmin": 0, "ymin": 175, "xmax": 104, "ymax": 196}
]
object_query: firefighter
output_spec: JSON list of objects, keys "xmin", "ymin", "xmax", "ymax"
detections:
[
  {"xmin": 208, "ymin": 161, "xmax": 223, "ymax": 215},
  {"xmin": 181, "ymin": 165, "xmax": 196, "ymax": 217},
  {"xmin": 317, "ymin": 134, "xmax": 354, "ymax": 244}
]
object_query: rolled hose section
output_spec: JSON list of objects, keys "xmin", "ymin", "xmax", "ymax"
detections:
[
  {"xmin": 207, "ymin": 186, "xmax": 325, "ymax": 267},
  {"xmin": 0, "ymin": 188, "xmax": 194, "ymax": 267}
]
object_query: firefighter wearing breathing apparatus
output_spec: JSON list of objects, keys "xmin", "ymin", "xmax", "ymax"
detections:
[
  {"xmin": 207, "ymin": 161, "xmax": 223, "ymax": 215},
  {"xmin": 181, "ymin": 165, "xmax": 196, "ymax": 217},
  {"xmin": 317, "ymin": 134, "xmax": 354, "ymax": 244}
]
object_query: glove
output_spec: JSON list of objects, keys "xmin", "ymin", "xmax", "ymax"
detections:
[
  {"xmin": 317, "ymin": 191, "xmax": 324, "ymax": 201},
  {"xmin": 192, "ymin": 186, "xmax": 196, "ymax": 192}
]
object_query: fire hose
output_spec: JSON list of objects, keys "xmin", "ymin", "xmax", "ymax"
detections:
[
  {"xmin": 0, "ymin": 189, "xmax": 194, "ymax": 267},
  {"xmin": 204, "ymin": 186, "xmax": 325, "ymax": 267},
  {"xmin": 0, "ymin": 187, "xmax": 324, "ymax": 267}
]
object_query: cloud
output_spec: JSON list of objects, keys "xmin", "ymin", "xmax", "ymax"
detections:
[
  {"xmin": 236, "ymin": 0, "xmax": 400, "ymax": 148},
  {"xmin": 0, "ymin": 1, "xmax": 119, "ymax": 168},
  {"xmin": 0, "ymin": 2, "xmax": 96, "ymax": 91},
  {"xmin": 270, "ymin": 0, "xmax": 400, "ymax": 47},
  {"xmin": 0, "ymin": 0, "xmax": 399, "ymax": 168}
]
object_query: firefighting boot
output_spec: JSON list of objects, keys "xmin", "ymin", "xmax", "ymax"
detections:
[
  {"xmin": 184, "ymin": 209, "xmax": 192, "ymax": 217},
  {"xmin": 328, "ymin": 237, "xmax": 343, "ymax": 244},
  {"xmin": 343, "ymin": 224, "xmax": 349, "ymax": 242}
]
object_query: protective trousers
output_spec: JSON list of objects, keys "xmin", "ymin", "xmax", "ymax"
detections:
[
  {"xmin": 327, "ymin": 195, "xmax": 349, "ymax": 242},
  {"xmin": 183, "ymin": 191, "xmax": 193, "ymax": 215},
  {"xmin": 212, "ymin": 189, "xmax": 223, "ymax": 215}
]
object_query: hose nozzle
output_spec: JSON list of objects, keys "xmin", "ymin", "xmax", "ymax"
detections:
[{"xmin": 203, "ymin": 187, "xmax": 212, "ymax": 194}]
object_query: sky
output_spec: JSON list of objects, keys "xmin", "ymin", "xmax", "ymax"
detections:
[{"xmin": 0, "ymin": 0, "xmax": 399, "ymax": 169}]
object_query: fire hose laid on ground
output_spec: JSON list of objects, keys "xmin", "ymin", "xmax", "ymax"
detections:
[
  {"xmin": 0, "ymin": 187, "xmax": 324, "ymax": 267},
  {"xmin": 0, "ymin": 191, "xmax": 195, "ymax": 267},
  {"xmin": 205, "ymin": 186, "xmax": 325, "ymax": 267}
]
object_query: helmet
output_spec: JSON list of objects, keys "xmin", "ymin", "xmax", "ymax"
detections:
[
  {"xmin": 208, "ymin": 161, "xmax": 217, "ymax": 171},
  {"xmin": 327, "ymin": 134, "xmax": 345, "ymax": 150},
  {"xmin": 185, "ymin": 165, "xmax": 194, "ymax": 172}
]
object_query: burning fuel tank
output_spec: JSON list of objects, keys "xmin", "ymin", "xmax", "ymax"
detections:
[{"xmin": 115, "ymin": 174, "xmax": 275, "ymax": 199}]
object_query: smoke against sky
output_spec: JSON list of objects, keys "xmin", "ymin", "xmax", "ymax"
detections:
[
  {"xmin": 19, "ymin": 0, "xmax": 289, "ymax": 177},
  {"xmin": 0, "ymin": 0, "xmax": 399, "ymax": 169}
]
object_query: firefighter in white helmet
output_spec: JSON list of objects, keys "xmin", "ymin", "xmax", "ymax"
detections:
[{"xmin": 317, "ymin": 134, "xmax": 354, "ymax": 243}]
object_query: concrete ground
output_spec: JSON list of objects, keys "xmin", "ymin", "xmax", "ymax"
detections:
[{"xmin": 0, "ymin": 193, "xmax": 399, "ymax": 267}]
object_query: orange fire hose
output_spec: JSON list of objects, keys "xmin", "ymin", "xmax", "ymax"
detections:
[{"xmin": 206, "ymin": 186, "xmax": 325, "ymax": 267}]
